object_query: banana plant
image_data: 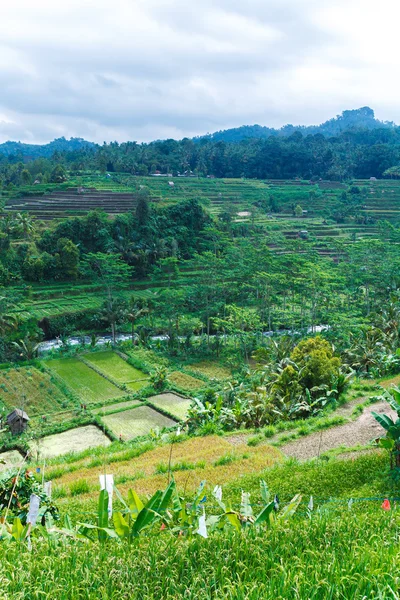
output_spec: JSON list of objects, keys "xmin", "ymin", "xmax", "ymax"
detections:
[
  {"xmin": 212, "ymin": 480, "xmax": 302, "ymax": 531},
  {"xmin": 0, "ymin": 518, "xmax": 30, "ymax": 542},
  {"xmin": 372, "ymin": 386, "xmax": 400, "ymax": 466}
]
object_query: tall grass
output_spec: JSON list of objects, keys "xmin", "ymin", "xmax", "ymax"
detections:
[{"xmin": 1, "ymin": 508, "xmax": 399, "ymax": 599}]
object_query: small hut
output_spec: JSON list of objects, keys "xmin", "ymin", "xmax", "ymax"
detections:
[{"xmin": 6, "ymin": 409, "xmax": 29, "ymax": 435}]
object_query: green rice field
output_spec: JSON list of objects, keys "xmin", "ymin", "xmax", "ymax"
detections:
[
  {"xmin": 102, "ymin": 405, "xmax": 177, "ymax": 440},
  {"xmin": 45, "ymin": 358, "xmax": 124, "ymax": 404},
  {"xmin": 84, "ymin": 351, "xmax": 149, "ymax": 384},
  {"xmin": 148, "ymin": 392, "xmax": 193, "ymax": 421}
]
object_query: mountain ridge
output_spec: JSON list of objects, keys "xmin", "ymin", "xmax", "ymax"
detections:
[{"xmin": 0, "ymin": 107, "xmax": 397, "ymax": 157}]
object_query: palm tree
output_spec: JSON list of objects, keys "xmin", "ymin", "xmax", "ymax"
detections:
[
  {"xmin": 99, "ymin": 297, "xmax": 127, "ymax": 344},
  {"xmin": 12, "ymin": 335, "xmax": 41, "ymax": 360},
  {"xmin": 14, "ymin": 212, "xmax": 35, "ymax": 240},
  {"xmin": 0, "ymin": 296, "xmax": 17, "ymax": 335},
  {"xmin": 126, "ymin": 300, "xmax": 148, "ymax": 344}
]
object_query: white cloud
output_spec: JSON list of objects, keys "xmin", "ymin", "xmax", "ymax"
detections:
[{"xmin": 0, "ymin": 0, "xmax": 399, "ymax": 143}]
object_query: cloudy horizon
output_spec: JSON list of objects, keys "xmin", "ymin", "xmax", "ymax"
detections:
[{"xmin": 1, "ymin": 0, "xmax": 400, "ymax": 144}]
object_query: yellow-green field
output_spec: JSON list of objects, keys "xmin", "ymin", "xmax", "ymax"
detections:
[
  {"xmin": 148, "ymin": 392, "xmax": 193, "ymax": 420},
  {"xmin": 0, "ymin": 366, "xmax": 70, "ymax": 415},
  {"xmin": 102, "ymin": 405, "xmax": 177, "ymax": 440}
]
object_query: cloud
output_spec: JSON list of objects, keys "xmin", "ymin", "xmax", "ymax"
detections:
[{"xmin": 0, "ymin": 0, "xmax": 399, "ymax": 143}]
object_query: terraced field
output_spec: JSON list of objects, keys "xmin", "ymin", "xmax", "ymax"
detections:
[
  {"xmin": 102, "ymin": 405, "xmax": 177, "ymax": 440},
  {"xmin": 29, "ymin": 425, "xmax": 111, "ymax": 459},
  {"xmin": 147, "ymin": 392, "xmax": 193, "ymax": 420},
  {"xmin": 45, "ymin": 358, "xmax": 124, "ymax": 404},
  {"xmin": 84, "ymin": 351, "xmax": 149, "ymax": 385},
  {"xmin": 0, "ymin": 366, "xmax": 71, "ymax": 415}
]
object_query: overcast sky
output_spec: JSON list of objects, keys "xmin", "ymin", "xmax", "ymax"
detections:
[{"xmin": 1, "ymin": 0, "xmax": 400, "ymax": 144}]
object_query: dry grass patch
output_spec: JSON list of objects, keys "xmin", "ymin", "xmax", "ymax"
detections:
[
  {"xmin": 190, "ymin": 361, "xmax": 231, "ymax": 379},
  {"xmin": 169, "ymin": 371, "xmax": 205, "ymax": 391},
  {"xmin": 53, "ymin": 436, "xmax": 282, "ymax": 497}
]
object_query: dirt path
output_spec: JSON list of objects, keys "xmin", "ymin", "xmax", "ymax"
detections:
[{"xmin": 281, "ymin": 401, "xmax": 396, "ymax": 460}]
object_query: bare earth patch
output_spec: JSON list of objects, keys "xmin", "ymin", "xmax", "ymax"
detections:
[
  {"xmin": 29, "ymin": 425, "xmax": 111, "ymax": 459},
  {"xmin": 281, "ymin": 401, "xmax": 396, "ymax": 461}
]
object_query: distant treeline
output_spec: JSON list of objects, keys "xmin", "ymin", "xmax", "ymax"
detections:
[{"xmin": 2, "ymin": 108, "xmax": 400, "ymax": 183}]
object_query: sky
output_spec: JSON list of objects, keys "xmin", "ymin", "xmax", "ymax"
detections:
[{"xmin": 1, "ymin": 0, "xmax": 400, "ymax": 144}]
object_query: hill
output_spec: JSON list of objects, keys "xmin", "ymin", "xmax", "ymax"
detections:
[
  {"xmin": 198, "ymin": 107, "xmax": 397, "ymax": 143},
  {"xmin": 0, "ymin": 136, "xmax": 96, "ymax": 158}
]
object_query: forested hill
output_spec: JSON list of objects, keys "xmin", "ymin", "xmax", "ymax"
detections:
[
  {"xmin": 0, "ymin": 137, "xmax": 95, "ymax": 158},
  {"xmin": 3, "ymin": 107, "xmax": 400, "ymax": 180},
  {"xmin": 198, "ymin": 107, "xmax": 396, "ymax": 143}
]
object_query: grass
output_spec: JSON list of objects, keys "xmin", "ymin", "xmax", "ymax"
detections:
[
  {"xmin": 1, "ymin": 509, "xmax": 400, "ymax": 599},
  {"xmin": 0, "ymin": 366, "xmax": 71, "ymax": 415},
  {"xmin": 46, "ymin": 358, "xmax": 125, "ymax": 403},
  {"xmin": 2, "ymin": 451, "xmax": 400, "ymax": 599},
  {"xmin": 148, "ymin": 392, "xmax": 193, "ymax": 420},
  {"xmin": 84, "ymin": 351, "xmax": 148, "ymax": 384},
  {"xmin": 102, "ymin": 405, "xmax": 177, "ymax": 441}
]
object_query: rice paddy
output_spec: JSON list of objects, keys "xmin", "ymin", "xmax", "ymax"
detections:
[
  {"xmin": 147, "ymin": 392, "xmax": 193, "ymax": 420},
  {"xmin": 46, "ymin": 358, "xmax": 124, "ymax": 404},
  {"xmin": 102, "ymin": 405, "xmax": 177, "ymax": 441},
  {"xmin": 29, "ymin": 425, "xmax": 111, "ymax": 459},
  {"xmin": 0, "ymin": 366, "xmax": 71, "ymax": 415},
  {"xmin": 84, "ymin": 351, "xmax": 148, "ymax": 384}
]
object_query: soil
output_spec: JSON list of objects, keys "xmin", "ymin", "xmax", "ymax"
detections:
[{"xmin": 281, "ymin": 401, "xmax": 396, "ymax": 461}]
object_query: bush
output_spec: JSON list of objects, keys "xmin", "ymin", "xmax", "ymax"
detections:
[{"xmin": 69, "ymin": 479, "xmax": 90, "ymax": 496}]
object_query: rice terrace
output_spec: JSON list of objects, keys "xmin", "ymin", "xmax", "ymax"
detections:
[{"xmin": 2, "ymin": 7, "xmax": 400, "ymax": 594}]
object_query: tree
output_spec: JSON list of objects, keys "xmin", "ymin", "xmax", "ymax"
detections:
[
  {"xmin": 99, "ymin": 297, "xmax": 127, "ymax": 343},
  {"xmin": 12, "ymin": 334, "xmax": 41, "ymax": 360},
  {"xmin": 136, "ymin": 189, "xmax": 151, "ymax": 228},
  {"xmin": 56, "ymin": 238, "xmax": 79, "ymax": 279},
  {"xmin": 294, "ymin": 204, "xmax": 303, "ymax": 217},
  {"xmin": 290, "ymin": 336, "xmax": 341, "ymax": 389},
  {"xmin": 81, "ymin": 253, "xmax": 132, "ymax": 300},
  {"xmin": 14, "ymin": 212, "xmax": 35, "ymax": 240},
  {"xmin": 126, "ymin": 299, "xmax": 149, "ymax": 344},
  {"xmin": 50, "ymin": 164, "xmax": 67, "ymax": 183}
]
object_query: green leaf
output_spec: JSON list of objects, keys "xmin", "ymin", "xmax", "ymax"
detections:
[
  {"xmin": 128, "ymin": 489, "xmax": 144, "ymax": 515},
  {"xmin": 113, "ymin": 512, "xmax": 129, "ymax": 538},
  {"xmin": 98, "ymin": 489, "xmax": 109, "ymax": 542},
  {"xmin": 372, "ymin": 412, "xmax": 395, "ymax": 431},
  {"xmin": 240, "ymin": 492, "xmax": 253, "ymax": 518},
  {"xmin": 12, "ymin": 518, "xmax": 29, "ymax": 541},
  {"xmin": 378, "ymin": 438, "xmax": 395, "ymax": 450},
  {"xmin": 113, "ymin": 486, "xmax": 129, "ymax": 511},
  {"xmin": 260, "ymin": 480, "xmax": 270, "ymax": 504},
  {"xmin": 279, "ymin": 494, "xmax": 302, "ymax": 520},
  {"xmin": 254, "ymin": 502, "xmax": 275, "ymax": 526},
  {"xmin": 131, "ymin": 490, "xmax": 162, "ymax": 538},
  {"xmin": 158, "ymin": 480, "xmax": 175, "ymax": 515},
  {"xmin": 226, "ymin": 512, "xmax": 241, "ymax": 532}
]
